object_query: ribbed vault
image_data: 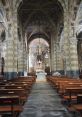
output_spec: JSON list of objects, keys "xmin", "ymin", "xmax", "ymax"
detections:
[{"xmin": 18, "ymin": 0, "xmax": 64, "ymax": 44}]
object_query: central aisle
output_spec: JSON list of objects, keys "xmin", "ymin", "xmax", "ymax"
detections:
[{"xmin": 19, "ymin": 80, "xmax": 74, "ymax": 117}]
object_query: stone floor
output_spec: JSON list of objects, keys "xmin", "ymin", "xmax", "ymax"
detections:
[{"xmin": 19, "ymin": 81, "xmax": 81, "ymax": 117}]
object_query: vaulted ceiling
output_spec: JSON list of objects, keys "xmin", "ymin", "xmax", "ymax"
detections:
[
  {"xmin": 18, "ymin": 0, "xmax": 63, "ymax": 24},
  {"xmin": 18, "ymin": 0, "xmax": 64, "ymax": 43}
]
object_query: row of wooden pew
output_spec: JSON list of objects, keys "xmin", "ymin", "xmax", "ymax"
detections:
[
  {"xmin": 0, "ymin": 76, "xmax": 36, "ymax": 117},
  {"xmin": 47, "ymin": 76, "xmax": 82, "ymax": 115}
]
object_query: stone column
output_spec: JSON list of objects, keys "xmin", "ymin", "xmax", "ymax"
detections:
[
  {"xmin": 17, "ymin": 41, "xmax": 24, "ymax": 76},
  {"xmin": 13, "ymin": 10, "xmax": 18, "ymax": 77},
  {"xmin": 0, "ymin": 40, "xmax": 2, "ymax": 75},
  {"xmin": 23, "ymin": 41, "xmax": 27, "ymax": 75},
  {"xmin": 4, "ymin": 9, "xmax": 18, "ymax": 79},
  {"xmin": 27, "ymin": 46, "xmax": 29, "ymax": 74},
  {"xmin": 69, "ymin": 38, "xmax": 79, "ymax": 77},
  {"xmin": 51, "ymin": 32, "xmax": 62, "ymax": 74},
  {"xmin": 56, "ymin": 44, "xmax": 64, "ymax": 75},
  {"xmin": 51, "ymin": 28, "xmax": 64, "ymax": 74},
  {"xmin": 53, "ymin": 43, "xmax": 57, "ymax": 72},
  {"xmin": 50, "ymin": 33, "xmax": 56, "ymax": 74},
  {"xmin": 64, "ymin": 7, "xmax": 79, "ymax": 77},
  {"xmin": 63, "ymin": 10, "xmax": 72, "ymax": 77},
  {"xmin": 4, "ymin": 24, "xmax": 17, "ymax": 79}
]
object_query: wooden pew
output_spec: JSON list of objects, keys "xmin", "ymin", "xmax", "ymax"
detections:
[
  {"xmin": 0, "ymin": 88, "xmax": 27, "ymax": 104},
  {"xmin": 59, "ymin": 82, "xmax": 82, "ymax": 95},
  {"xmin": 0, "ymin": 95, "xmax": 22, "ymax": 117},
  {"xmin": 67, "ymin": 94, "xmax": 82, "ymax": 116},
  {"xmin": 0, "ymin": 76, "xmax": 36, "ymax": 116},
  {"xmin": 64, "ymin": 87, "xmax": 82, "ymax": 105},
  {"xmin": 47, "ymin": 76, "xmax": 82, "ymax": 102},
  {"xmin": 47, "ymin": 76, "xmax": 82, "ymax": 115}
]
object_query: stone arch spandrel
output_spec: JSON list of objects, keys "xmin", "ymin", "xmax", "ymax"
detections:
[
  {"xmin": 58, "ymin": 0, "xmax": 67, "ymax": 11},
  {"xmin": 75, "ymin": 1, "xmax": 82, "ymax": 36},
  {"xmin": 14, "ymin": 0, "xmax": 22, "ymax": 9},
  {"xmin": 15, "ymin": 0, "xmax": 66, "ymax": 11},
  {"xmin": 0, "ymin": 3, "xmax": 8, "ymax": 34}
]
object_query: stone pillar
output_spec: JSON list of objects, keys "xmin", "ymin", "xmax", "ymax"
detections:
[
  {"xmin": 53, "ymin": 43, "xmax": 57, "ymax": 72},
  {"xmin": 51, "ymin": 28, "xmax": 64, "ymax": 74},
  {"xmin": 51, "ymin": 32, "xmax": 63, "ymax": 74},
  {"xmin": 27, "ymin": 46, "xmax": 29, "ymax": 74},
  {"xmin": 69, "ymin": 38, "xmax": 79, "ymax": 77},
  {"xmin": 4, "ymin": 10, "xmax": 18, "ymax": 79},
  {"xmin": 13, "ymin": 10, "xmax": 18, "ymax": 77},
  {"xmin": 50, "ymin": 33, "xmax": 56, "ymax": 74},
  {"xmin": 5, "ymin": 24, "xmax": 17, "ymax": 79},
  {"xmin": 56, "ymin": 44, "xmax": 64, "ymax": 75},
  {"xmin": 23, "ymin": 41, "xmax": 27, "ymax": 75},
  {"xmin": 17, "ymin": 41, "xmax": 24, "ymax": 76},
  {"xmin": 0, "ymin": 40, "xmax": 2, "ymax": 75},
  {"xmin": 63, "ymin": 10, "xmax": 72, "ymax": 77},
  {"xmin": 51, "ymin": 42, "xmax": 63, "ymax": 75},
  {"xmin": 64, "ymin": 8, "xmax": 79, "ymax": 77}
]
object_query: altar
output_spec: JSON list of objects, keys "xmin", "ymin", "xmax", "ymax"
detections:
[{"xmin": 36, "ymin": 71, "xmax": 47, "ymax": 81}]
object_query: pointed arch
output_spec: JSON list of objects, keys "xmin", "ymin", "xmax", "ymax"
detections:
[{"xmin": 15, "ymin": 0, "xmax": 66, "ymax": 11}]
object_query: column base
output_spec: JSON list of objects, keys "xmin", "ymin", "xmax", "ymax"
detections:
[
  {"xmin": 18, "ymin": 71, "xmax": 24, "ymax": 76},
  {"xmin": 51, "ymin": 70, "xmax": 64, "ymax": 75},
  {"xmin": 4, "ymin": 72, "xmax": 17, "ymax": 80},
  {"xmin": 51, "ymin": 70, "xmax": 79, "ymax": 78},
  {"xmin": 66, "ymin": 70, "xmax": 79, "ymax": 78}
]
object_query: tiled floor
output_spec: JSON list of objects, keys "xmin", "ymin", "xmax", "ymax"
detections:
[{"xmin": 19, "ymin": 81, "xmax": 80, "ymax": 117}]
